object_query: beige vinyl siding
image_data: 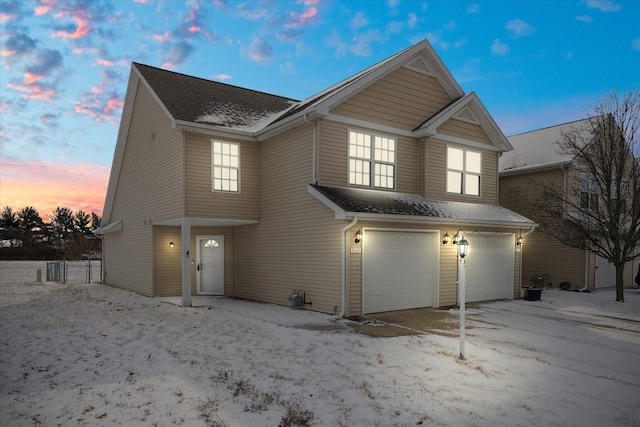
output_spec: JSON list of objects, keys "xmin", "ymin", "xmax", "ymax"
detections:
[
  {"xmin": 347, "ymin": 227, "xmax": 362, "ymax": 316},
  {"xmin": 105, "ymin": 78, "xmax": 184, "ymax": 295},
  {"xmin": 499, "ymin": 169, "xmax": 589, "ymax": 288},
  {"xmin": 439, "ymin": 233, "xmax": 459, "ymax": 307},
  {"xmin": 425, "ymin": 138, "xmax": 498, "ymax": 204},
  {"xmin": 234, "ymin": 125, "xmax": 345, "ymax": 314},
  {"xmin": 184, "ymin": 132, "xmax": 259, "ymax": 220},
  {"xmin": 329, "ymin": 67, "xmax": 452, "ymax": 131},
  {"xmin": 152, "ymin": 226, "xmax": 234, "ymax": 297},
  {"xmin": 437, "ymin": 118, "xmax": 492, "ymax": 145},
  {"xmin": 318, "ymin": 120, "xmax": 418, "ymax": 193}
]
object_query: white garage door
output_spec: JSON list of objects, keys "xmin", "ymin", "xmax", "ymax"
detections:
[
  {"xmin": 363, "ymin": 230, "xmax": 438, "ymax": 314},
  {"xmin": 463, "ymin": 234, "xmax": 514, "ymax": 302}
]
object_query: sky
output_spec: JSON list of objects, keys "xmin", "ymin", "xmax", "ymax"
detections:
[{"xmin": 0, "ymin": 0, "xmax": 638, "ymax": 220}]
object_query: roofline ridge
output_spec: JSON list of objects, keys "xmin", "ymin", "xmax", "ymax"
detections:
[
  {"xmin": 132, "ymin": 62, "xmax": 299, "ymax": 103},
  {"xmin": 507, "ymin": 117, "xmax": 591, "ymax": 138}
]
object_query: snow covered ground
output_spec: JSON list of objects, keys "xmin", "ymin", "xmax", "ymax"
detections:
[{"xmin": 0, "ymin": 270, "xmax": 639, "ymax": 426}]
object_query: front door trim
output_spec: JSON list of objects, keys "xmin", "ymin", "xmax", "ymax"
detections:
[{"xmin": 196, "ymin": 234, "xmax": 224, "ymax": 295}]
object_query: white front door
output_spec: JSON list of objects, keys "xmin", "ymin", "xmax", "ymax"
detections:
[{"xmin": 197, "ymin": 235, "xmax": 224, "ymax": 295}]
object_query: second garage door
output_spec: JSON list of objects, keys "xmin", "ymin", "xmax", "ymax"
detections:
[
  {"xmin": 463, "ymin": 233, "xmax": 515, "ymax": 302},
  {"xmin": 363, "ymin": 230, "xmax": 438, "ymax": 314}
]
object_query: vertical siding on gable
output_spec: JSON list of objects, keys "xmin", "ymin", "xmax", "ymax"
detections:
[
  {"xmin": 184, "ymin": 132, "xmax": 259, "ymax": 220},
  {"xmin": 318, "ymin": 120, "xmax": 418, "ymax": 193},
  {"xmin": 437, "ymin": 118, "xmax": 492, "ymax": 145},
  {"xmin": 425, "ymin": 138, "xmax": 498, "ymax": 204},
  {"xmin": 234, "ymin": 125, "xmax": 345, "ymax": 314},
  {"xmin": 105, "ymin": 79, "xmax": 184, "ymax": 295},
  {"xmin": 329, "ymin": 67, "xmax": 453, "ymax": 131}
]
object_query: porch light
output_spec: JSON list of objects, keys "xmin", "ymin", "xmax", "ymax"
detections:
[
  {"xmin": 355, "ymin": 229, "xmax": 362, "ymax": 244},
  {"xmin": 457, "ymin": 236, "xmax": 469, "ymax": 259},
  {"xmin": 517, "ymin": 236, "xmax": 523, "ymax": 246},
  {"xmin": 442, "ymin": 232, "xmax": 450, "ymax": 245},
  {"xmin": 452, "ymin": 233, "xmax": 459, "ymax": 245},
  {"xmin": 169, "ymin": 241, "xmax": 175, "ymax": 248}
]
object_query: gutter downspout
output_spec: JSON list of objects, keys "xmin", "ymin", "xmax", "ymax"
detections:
[
  {"xmin": 303, "ymin": 114, "xmax": 318, "ymax": 184},
  {"xmin": 341, "ymin": 217, "xmax": 358, "ymax": 317},
  {"xmin": 582, "ymin": 249, "xmax": 590, "ymax": 291},
  {"xmin": 560, "ymin": 164, "xmax": 569, "ymax": 211}
]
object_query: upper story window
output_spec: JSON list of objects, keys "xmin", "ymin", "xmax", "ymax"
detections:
[
  {"xmin": 348, "ymin": 130, "xmax": 396, "ymax": 189},
  {"xmin": 580, "ymin": 173, "xmax": 598, "ymax": 210},
  {"xmin": 212, "ymin": 140, "xmax": 239, "ymax": 192},
  {"xmin": 447, "ymin": 146, "xmax": 481, "ymax": 196}
]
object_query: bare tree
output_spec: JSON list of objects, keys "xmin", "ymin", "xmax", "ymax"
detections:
[{"xmin": 536, "ymin": 90, "xmax": 640, "ymax": 302}]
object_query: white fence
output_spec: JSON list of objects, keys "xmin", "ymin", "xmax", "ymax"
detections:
[{"xmin": 0, "ymin": 261, "xmax": 102, "ymax": 285}]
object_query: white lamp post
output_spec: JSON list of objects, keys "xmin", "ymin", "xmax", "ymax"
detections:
[{"xmin": 457, "ymin": 235, "xmax": 469, "ymax": 360}]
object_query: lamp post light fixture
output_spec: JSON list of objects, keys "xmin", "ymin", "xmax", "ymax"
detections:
[{"xmin": 457, "ymin": 235, "xmax": 469, "ymax": 360}]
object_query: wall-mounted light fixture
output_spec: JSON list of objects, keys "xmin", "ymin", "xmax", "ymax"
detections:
[
  {"xmin": 457, "ymin": 236, "xmax": 469, "ymax": 259},
  {"xmin": 452, "ymin": 233, "xmax": 460, "ymax": 245},
  {"xmin": 442, "ymin": 232, "xmax": 450, "ymax": 245},
  {"xmin": 354, "ymin": 229, "xmax": 362, "ymax": 244},
  {"xmin": 516, "ymin": 236, "xmax": 523, "ymax": 246},
  {"xmin": 169, "ymin": 241, "xmax": 175, "ymax": 248}
]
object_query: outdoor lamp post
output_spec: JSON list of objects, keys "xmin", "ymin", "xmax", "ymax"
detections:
[{"xmin": 457, "ymin": 236, "xmax": 469, "ymax": 360}]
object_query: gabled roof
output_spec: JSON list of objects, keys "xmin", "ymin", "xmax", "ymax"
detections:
[
  {"xmin": 414, "ymin": 92, "xmax": 512, "ymax": 152},
  {"xmin": 500, "ymin": 118, "xmax": 592, "ymax": 175},
  {"xmin": 309, "ymin": 184, "xmax": 537, "ymax": 228},
  {"xmin": 134, "ymin": 63, "xmax": 298, "ymax": 133}
]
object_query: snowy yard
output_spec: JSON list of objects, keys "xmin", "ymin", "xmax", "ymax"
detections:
[{"xmin": 1, "ymin": 271, "xmax": 639, "ymax": 426}]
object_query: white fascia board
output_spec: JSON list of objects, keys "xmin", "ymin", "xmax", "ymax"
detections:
[
  {"xmin": 101, "ymin": 68, "xmax": 140, "ymax": 224},
  {"xmin": 414, "ymin": 92, "xmax": 511, "ymax": 152},
  {"xmin": 93, "ymin": 220, "xmax": 122, "ymax": 235},
  {"xmin": 342, "ymin": 211, "xmax": 538, "ymax": 229},
  {"xmin": 307, "ymin": 185, "xmax": 347, "ymax": 219},
  {"xmin": 132, "ymin": 63, "xmax": 176, "ymax": 129},
  {"xmin": 324, "ymin": 114, "xmax": 414, "ymax": 137},
  {"xmin": 499, "ymin": 160, "xmax": 575, "ymax": 176},
  {"xmin": 174, "ymin": 120, "xmax": 257, "ymax": 142}
]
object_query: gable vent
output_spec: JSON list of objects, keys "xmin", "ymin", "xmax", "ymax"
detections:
[
  {"xmin": 405, "ymin": 57, "xmax": 433, "ymax": 76},
  {"xmin": 455, "ymin": 107, "xmax": 478, "ymax": 124}
]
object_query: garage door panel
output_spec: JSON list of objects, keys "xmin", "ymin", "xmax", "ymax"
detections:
[
  {"xmin": 464, "ymin": 234, "xmax": 514, "ymax": 302},
  {"xmin": 363, "ymin": 230, "xmax": 438, "ymax": 314}
]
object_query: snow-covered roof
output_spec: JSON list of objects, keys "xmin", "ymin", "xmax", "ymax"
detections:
[
  {"xmin": 134, "ymin": 63, "xmax": 298, "ymax": 132},
  {"xmin": 501, "ymin": 118, "xmax": 593, "ymax": 174},
  {"xmin": 309, "ymin": 184, "xmax": 536, "ymax": 228}
]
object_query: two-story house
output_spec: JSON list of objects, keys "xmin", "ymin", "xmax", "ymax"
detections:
[
  {"xmin": 500, "ymin": 118, "xmax": 638, "ymax": 290},
  {"xmin": 95, "ymin": 40, "xmax": 536, "ymax": 316}
]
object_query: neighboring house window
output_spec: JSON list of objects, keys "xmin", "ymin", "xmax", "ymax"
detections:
[
  {"xmin": 580, "ymin": 173, "xmax": 598, "ymax": 210},
  {"xmin": 447, "ymin": 146, "xmax": 481, "ymax": 196},
  {"xmin": 348, "ymin": 130, "xmax": 396, "ymax": 189},
  {"xmin": 212, "ymin": 141, "xmax": 239, "ymax": 192}
]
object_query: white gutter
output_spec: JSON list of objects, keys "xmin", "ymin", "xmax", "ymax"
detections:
[
  {"xmin": 340, "ymin": 217, "xmax": 358, "ymax": 317},
  {"xmin": 303, "ymin": 114, "xmax": 318, "ymax": 184}
]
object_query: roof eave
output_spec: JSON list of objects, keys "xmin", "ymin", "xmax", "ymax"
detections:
[
  {"xmin": 343, "ymin": 211, "xmax": 537, "ymax": 229},
  {"xmin": 499, "ymin": 160, "xmax": 576, "ymax": 176}
]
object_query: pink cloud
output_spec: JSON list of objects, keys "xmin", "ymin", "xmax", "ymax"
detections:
[
  {"xmin": 286, "ymin": 6, "xmax": 318, "ymax": 28},
  {"xmin": 188, "ymin": 26, "xmax": 201, "ymax": 33},
  {"xmin": 34, "ymin": 6, "xmax": 50, "ymax": 15},
  {"xmin": 0, "ymin": 13, "xmax": 17, "ymax": 24},
  {"xmin": 153, "ymin": 32, "xmax": 171, "ymax": 43},
  {"xmin": 52, "ymin": 11, "xmax": 92, "ymax": 39},
  {"xmin": 213, "ymin": 74, "xmax": 231, "ymax": 80},
  {"xmin": 6, "ymin": 82, "xmax": 56, "ymax": 101},
  {"xmin": 1, "ymin": 50, "xmax": 16, "ymax": 57},
  {"xmin": 0, "ymin": 157, "xmax": 109, "ymax": 218},
  {"xmin": 23, "ymin": 72, "xmax": 43, "ymax": 84}
]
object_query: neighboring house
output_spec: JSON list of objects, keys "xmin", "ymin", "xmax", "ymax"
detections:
[
  {"xmin": 95, "ymin": 40, "xmax": 536, "ymax": 316},
  {"xmin": 500, "ymin": 119, "xmax": 638, "ymax": 290}
]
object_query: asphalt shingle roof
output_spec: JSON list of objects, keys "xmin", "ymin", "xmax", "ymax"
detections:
[
  {"xmin": 310, "ymin": 184, "xmax": 536, "ymax": 226},
  {"xmin": 134, "ymin": 63, "xmax": 298, "ymax": 131}
]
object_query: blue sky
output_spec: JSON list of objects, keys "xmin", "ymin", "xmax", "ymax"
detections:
[{"xmin": 0, "ymin": 0, "xmax": 638, "ymax": 217}]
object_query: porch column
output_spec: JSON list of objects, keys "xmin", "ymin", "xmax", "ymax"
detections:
[{"xmin": 181, "ymin": 217, "xmax": 192, "ymax": 307}]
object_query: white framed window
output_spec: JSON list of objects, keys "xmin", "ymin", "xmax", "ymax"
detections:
[
  {"xmin": 212, "ymin": 140, "xmax": 240, "ymax": 192},
  {"xmin": 447, "ymin": 146, "xmax": 481, "ymax": 196},
  {"xmin": 348, "ymin": 130, "xmax": 396, "ymax": 189}
]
